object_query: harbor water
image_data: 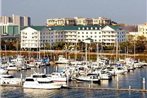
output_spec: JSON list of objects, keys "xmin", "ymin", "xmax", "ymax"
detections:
[{"xmin": 1, "ymin": 64, "xmax": 147, "ymax": 98}]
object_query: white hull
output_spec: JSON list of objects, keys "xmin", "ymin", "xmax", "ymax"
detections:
[
  {"xmin": 23, "ymin": 82, "xmax": 61, "ymax": 89},
  {"xmin": 0, "ymin": 69, "xmax": 8, "ymax": 74},
  {"xmin": 0, "ymin": 76, "xmax": 22, "ymax": 86}
]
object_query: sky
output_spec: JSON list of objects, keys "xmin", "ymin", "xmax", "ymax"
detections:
[{"xmin": 1, "ymin": 0, "xmax": 147, "ymax": 25}]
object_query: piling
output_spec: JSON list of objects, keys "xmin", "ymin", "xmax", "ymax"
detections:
[{"xmin": 142, "ymin": 78, "xmax": 146, "ymax": 90}]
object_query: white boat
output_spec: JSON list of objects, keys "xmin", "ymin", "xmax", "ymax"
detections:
[
  {"xmin": 0, "ymin": 74, "xmax": 22, "ymax": 86},
  {"xmin": 76, "ymin": 74, "xmax": 100, "ymax": 83},
  {"xmin": 55, "ymin": 55, "xmax": 69, "ymax": 64},
  {"xmin": 6, "ymin": 64, "xmax": 20, "ymax": 71},
  {"xmin": 114, "ymin": 66, "xmax": 127, "ymax": 75},
  {"xmin": 90, "ymin": 68, "xmax": 112, "ymax": 80},
  {"xmin": 99, "ymin": 71, "xmax": 112, "ymax": 80},
  {"xmin": 23, "ymin": 73, "xmax": 62, "ymax": 89},
  {"xmin": 27, "ymin": 62, "xmax": 36, "ymax": 68},
  {"xmin": 0, "ymin": 67, "xmax": 8, "ymax": 74},
  {"xmin": 47, "ymin": 72, "xmax": 69, "ymax": 82}
]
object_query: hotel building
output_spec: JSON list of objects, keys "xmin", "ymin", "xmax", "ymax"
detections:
[{"xmin": 21, "ymin": 25, "xmax": 127, "ymax": 49}]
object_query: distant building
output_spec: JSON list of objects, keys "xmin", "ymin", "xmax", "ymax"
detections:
[
  {"xmin": 138, "ymin": 23, "xmax": 147, "ymax": 37},
  {"xmin": 0, "ymin": 15, "xmax": 31, "ymax": 27},
  {"xmin": 0, "ymin": 23, "xmax": 20, "ymax": 35},
  {"xmin": 47, "ymin": 18, "xmax": 75, "ymax": 26},
  {"xmin": 92, "ymin": 17, "xmax": 111, "ymax": 26},
  {"xmin": 47, "ymin": 17, "xmax": 116, "ymax": 26},
  {"xmin": 74, "ymin": 17, "xmax": 93, "ymax": 26}
]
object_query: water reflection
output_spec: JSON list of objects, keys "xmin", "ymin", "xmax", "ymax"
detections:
[{"xmin": 23, "ymin": 89, "xmax": 60, "ymax": 98}]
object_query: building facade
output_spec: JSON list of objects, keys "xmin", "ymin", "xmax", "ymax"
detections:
[
  {"xmin": 49, "ymin": 25, "xmax": 127, "ymax": 46},
  {"xmin": 47, "ymin": 18, "xmax": 75, "ymax": 26},
  {"xmin": 0, "ymin": 15, "xmax": 31, "ymax": 27},
  {"xmin": 0, "ymin": 23, "xmax": 20, "ymax": 35},
  {"xmin": 46, "ymin": 17, "xmax": 114, "ymax": 26},
  {"xmin": 74, "ymin": 17, "xmax": 93, "ymax": 26},
  {"xmin": 92, "ymin": 17, "xmax": 111, "ymax": 26},
  {"xmin": 138, "ymin": 23, "xmax": 147, "ymax": 37},
  {"xmin": 21, "ymin": 26, "xmax": 49, "ymax": 50},
  {"xmin": 21, "ymin": 25, "xmax": 127, "ymax": 49}
]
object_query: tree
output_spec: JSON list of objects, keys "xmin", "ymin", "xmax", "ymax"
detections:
[{"xmin": 135, "ymin": 36, "xmax": 147, "ymax": 53}]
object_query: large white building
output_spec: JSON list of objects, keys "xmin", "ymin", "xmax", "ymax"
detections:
[
  {"xmin": 21, "ymin": 25, "xmax": 127, "ymax": 49},
  {"xmin": 49, "ymin": 25, "xmax": 127, "ymax": 45}
]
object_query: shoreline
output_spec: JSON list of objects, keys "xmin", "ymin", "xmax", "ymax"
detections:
[{"xmin": 0, "ymin": 50, "xmax": 147, "ymax": 61}]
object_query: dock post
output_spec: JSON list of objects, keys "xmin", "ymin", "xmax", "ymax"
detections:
[
  {"xmin": 129, "ymin": 85, "xmax": 131, "ymax": 90},
  {"xmin": 116, "ymin": 74, "xmax": 119, "ymax": 89},
  {"xmin": 143, "ymin": 78, "xmax": 146, "ymax": 90},
  {"xmin": 20, "ymin": 73, "xmax": 23, "ymax": 86},
  {"xmin": 44, "ymin": 68, "xmax": 46, "ymax": 74}
]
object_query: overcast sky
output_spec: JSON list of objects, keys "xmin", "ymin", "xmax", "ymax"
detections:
[{"xmin": 1, "ymin": 0, "xmax": 147, "ymax": 25}]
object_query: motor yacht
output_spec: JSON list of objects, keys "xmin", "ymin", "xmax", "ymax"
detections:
[
  {"xmin": 76, "ymin": 74, "xmax": 100, "ymax": 83},
  {"xmin": 0, "ymin": 74, "xmax": 22, "ymax": 86},
  {"xmin": 23, "ymin": 73, "xmax": 62, "ymax": 89}
]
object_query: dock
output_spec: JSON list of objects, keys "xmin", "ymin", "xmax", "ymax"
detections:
[{"xmin": 70, "ymin": 86, "xmax": 147, "ymax": 92}]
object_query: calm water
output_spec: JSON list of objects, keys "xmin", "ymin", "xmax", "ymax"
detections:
[{"xmin": 1, "ymin": 65, "xmax": 147, "ymax": 98}]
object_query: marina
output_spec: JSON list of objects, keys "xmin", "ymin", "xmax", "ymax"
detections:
[{"xmin": 1, "ymin": 55, "xmax": 147, "ymax": 98}]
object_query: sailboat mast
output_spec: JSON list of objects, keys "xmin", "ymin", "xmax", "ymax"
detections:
[{"xmin": 116, "ymin": 39, "xmax": 119, "ymax": 61}]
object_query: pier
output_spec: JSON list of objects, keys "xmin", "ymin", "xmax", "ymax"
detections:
[{"xmin": 70, "ymin": 86, "xmax": 147, "ymax": 92}]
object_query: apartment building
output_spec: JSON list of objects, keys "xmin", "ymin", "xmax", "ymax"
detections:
[
  {"xmin": 74, "ymin": 17, "xmax": 93, "ymax": 26},
  {"xmin": 0, "ymin": 15, "xmax": 31, "ymax": 27},
  {"xmin": 47, "ymin": 18, "xmax": 75, "ymax": 26},
  {"xmin": 92, "ymin": 17, "xmax": 111, "ymax": 26},
  {"xmin": 46, "ymin": 17, "xmax": 116, "ymax": 26},
  {"xmin": 0, "ymin": 23, "xmax": 20, "ymax": 35}
]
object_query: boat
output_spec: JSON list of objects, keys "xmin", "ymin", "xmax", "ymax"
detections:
[
  {"xmin": 55, "ymin": 55, "xmax": 69, "ymax": 64},
  {"xmin": 98, "ymin": 71, "xmax": 112, "ymax": 80},
  {"xmin": 76, "ymin": 74, "xmax": 100, "ymax": 83},
  {"xmin": 47, "ymin": 72, "xmax": 69, "ymax": 82},
  {"xmin": 0, "ymin": 74, "xmax": 22, "ymax": 86},
  {"xmin": 23, "ymin": 73, "xmax": 62, "ymax": 89},
  {"xmin": 0, "ymin": 67, "xmax": 8, "ymax": 74},
  {"xmin": 6, "ymin": 64, "xmax": 20, "ymax": 71}
]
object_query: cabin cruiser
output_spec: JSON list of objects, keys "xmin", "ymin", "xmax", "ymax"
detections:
[
  {"xmin": 55, "ymin": 55, "xmax": 69, "ymax": 64},
  {"xmin": 91, "ymin": 69, "xmax": 112, "ymax": 80},
  {"xmin": 0, "ymin": 74, "xmax": 22, "ymax": 86},
  {"xmin": 6, "ymin": 64, "xmax": 20, "ymax": 71},
  {"xmin": 23, "ymin": 73, "xmax": 62, "ymax": 89},
  {"xmin": 47, "ymin": 72, "xmax": 69, "ymax": 82},
  {"xmin": 76, "ymin": 74, "xmax": 100, "ymax": 83},
  {"xmin": 0, "ymin": 67, "xmax": 8, "ymax": 74}
]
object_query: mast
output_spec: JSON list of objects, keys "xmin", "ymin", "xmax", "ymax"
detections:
[
  {"xmin": 96, "ymin": 43, "xmax": 99, "ymax": 66},
  {"xmin": 116, "ymin": 39, "xmax": 119, "ymax": 61}
]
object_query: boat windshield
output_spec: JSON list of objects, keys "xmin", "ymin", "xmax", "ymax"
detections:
[{"xmin": 33, "ymin": 75, "xmax": 47, "ymax": 78}]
